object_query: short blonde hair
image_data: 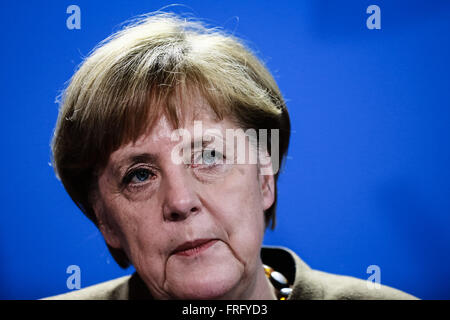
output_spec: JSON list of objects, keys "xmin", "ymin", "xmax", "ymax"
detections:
[{"xmin": 52, "ymin": 12, "xmax": 290, "ymax": 267}]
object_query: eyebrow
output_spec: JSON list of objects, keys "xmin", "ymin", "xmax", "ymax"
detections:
[
  {"xmin": 192, "ymin": 137, "xmax": 217, "ymax": 149},
  {"xmin": 112, "ymin": 134, "xmax": 224, "ymax": 175},
  {"xmin": 113, "ymin": 153, "xmax": 159, "ymax": 176}
]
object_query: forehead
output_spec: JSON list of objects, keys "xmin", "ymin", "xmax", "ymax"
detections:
[{"xmin": 107, "ymin": 95, "xmax": 235, "ymax": 164}]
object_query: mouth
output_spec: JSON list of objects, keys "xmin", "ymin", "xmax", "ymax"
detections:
[{"xmin": 172, "ymin": 239, "xmax": 218, "ymax": 257}]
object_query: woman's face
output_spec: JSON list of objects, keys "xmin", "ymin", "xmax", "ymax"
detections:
[{"xmin": 94, "ymin": 96, "xmax": 275, "ymax": 299}]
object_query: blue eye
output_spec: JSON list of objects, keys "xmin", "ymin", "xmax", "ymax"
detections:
[
  {"xmin": 134, "ymin": 169, "xmax": 150, "ymax": 181},
  {"xmin": 203, "ymin": 149, "xmax": 218, "ymax": 165},
  {"xmin": 192, "ymin": 149, "xmax": 221, "ymax": 167},
  {"xmin": 125, "ymin": 168, "xmax": 153, "ymax": 185}
]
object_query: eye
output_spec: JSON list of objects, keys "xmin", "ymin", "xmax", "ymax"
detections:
[
  {"xmin": 133, "ymin": 169, "xmax": 151, "ymax": 182},
  {"xmin": 203, "ymin": 149, "xmax": 218, "ymax": 165},
  {"xmin": 124, "ymin": 168, "xmax": 155, "ymax": 185},
  {"xmin": 193, "ymin": 149, "xmax": 223, "ymax": 167}
]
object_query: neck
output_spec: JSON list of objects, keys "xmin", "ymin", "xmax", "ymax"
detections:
[
  {"xmin": 248, "ymin": 264, "xmax": 278, "ymax": 300},
  {"xmin": 219, "ymin": 260, "xmax": 277, "ymax": 300}
]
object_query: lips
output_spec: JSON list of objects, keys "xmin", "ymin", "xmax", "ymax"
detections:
[{"xmin": 172, "ymin": 239, "xmax": 218, "ymax": 257}]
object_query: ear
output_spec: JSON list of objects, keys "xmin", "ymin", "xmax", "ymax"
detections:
[
  {"xmin": 93, "ymin": 198, "xmax": 122, "ymax": 249},
  {"xmin": 258, "ymin": 162, "xmax": 275, "ymax": 211},
  {"xmin": 258, "ymin": 149, "xmax": 276, "ymax": 211},
  {"xmin": 260, "ymin": 173, "xmax": 275, "ymax": 211}
]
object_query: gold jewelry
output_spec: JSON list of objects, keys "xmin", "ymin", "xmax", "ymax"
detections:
[{"xmin": 263, "ymin": 264, "xmax": 292, "ymax": 300}]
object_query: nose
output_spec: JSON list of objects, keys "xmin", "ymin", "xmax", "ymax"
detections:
[{"xmin": 162, "ymin": 167, "xmax": 201, "ymax": 222}]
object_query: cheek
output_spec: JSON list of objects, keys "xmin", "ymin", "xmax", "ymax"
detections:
[
  {"xmin": 107, "ymin": 199, "xmax": 174, "ymax": 292},
  {"xmin": 123, "ymin": 203, "xmax": 163, "ymax": 250},
  {"xmin": 101, "ymin": 194, "xmax": 167, "ymax": 265},
  {"xmin": 204, "ymin": 165, "xmax": 265, "ymax": 256}
]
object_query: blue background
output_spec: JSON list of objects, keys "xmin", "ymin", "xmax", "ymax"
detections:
[{"xmin": 1, "ymin": 0, "xmax": 449, "ymax": 299}]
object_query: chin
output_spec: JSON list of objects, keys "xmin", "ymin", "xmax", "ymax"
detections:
[
  {"xmin": 170, "ymin": 273, "xmax": 240, "ymax": 300},
  {"xmin": 163, "ymin": 241, "xmax": 246, "ymax": 299}
]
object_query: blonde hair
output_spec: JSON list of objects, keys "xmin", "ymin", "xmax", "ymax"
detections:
[{"xmin": 51, "ymin": 12, "xmax": 290, "ymax": 268}]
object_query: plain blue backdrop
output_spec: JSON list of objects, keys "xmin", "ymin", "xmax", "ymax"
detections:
[{"xmin": 0, "ymin": 0, "xmax": 449, "ymax": 299}]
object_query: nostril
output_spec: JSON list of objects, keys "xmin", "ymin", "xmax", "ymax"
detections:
[
  {"xmin": 167, "ymin": 207, "xmax": 199, "ymax": 221},
  {"xmin": 170, "ymin": 212, "xmax": 181, "ymax": 221}
]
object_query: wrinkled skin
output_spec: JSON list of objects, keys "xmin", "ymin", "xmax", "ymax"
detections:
[{"xmin": 94, "ymin": 96, "xmax": 276, "ymax": 299}]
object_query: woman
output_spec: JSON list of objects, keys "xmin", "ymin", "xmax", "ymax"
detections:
[{"xmin": 48, "ymin": 13, "xmax": 416, "ymax": 300}]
